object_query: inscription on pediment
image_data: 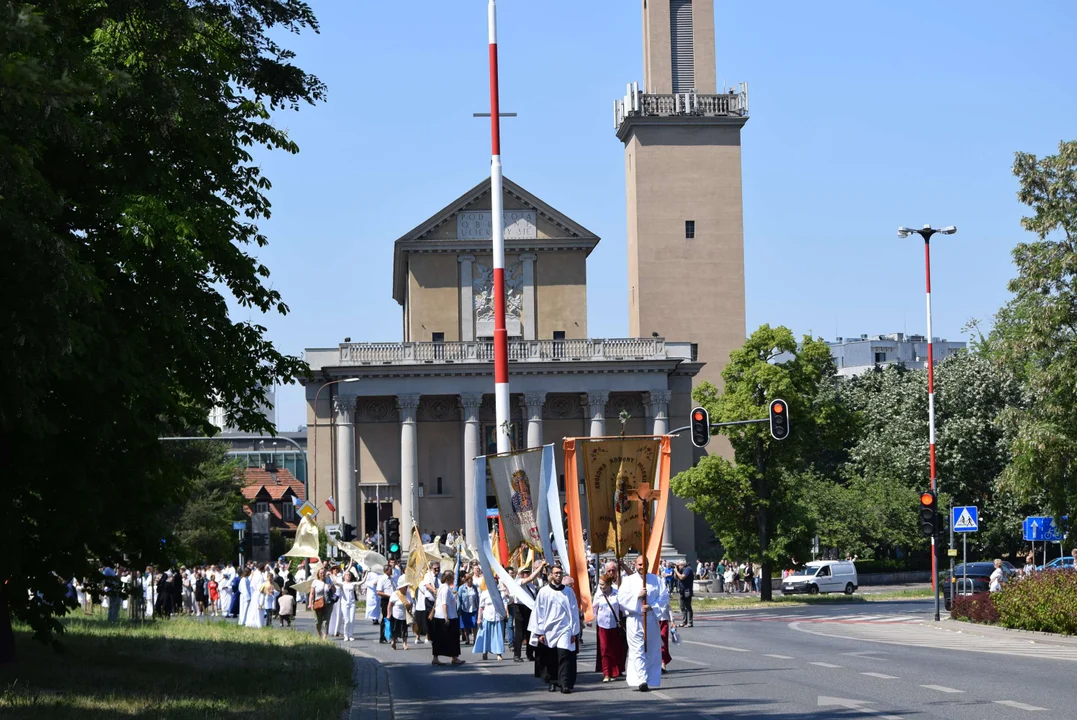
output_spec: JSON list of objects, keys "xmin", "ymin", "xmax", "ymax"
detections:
[{"xmin": 457, "ymin": 210, "xmax": 537, "ymax": 240}]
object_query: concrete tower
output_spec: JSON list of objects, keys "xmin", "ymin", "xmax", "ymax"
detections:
[{"xmin": 616, "ymin": 0, "xmax": 748, "ymax": 391}]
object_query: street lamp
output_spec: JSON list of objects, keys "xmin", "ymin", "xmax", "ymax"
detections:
[
  {"xmin": 897, "ymin": 224, "xmax": 956, "ymax": 622},
  {"xmin": 312, "ymin": 377, "xmax": 359, "ymax": 523}
]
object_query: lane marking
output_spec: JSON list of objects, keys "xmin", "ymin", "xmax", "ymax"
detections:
[
  {"xmin": 994, "ymin": 700, "xmax": 1048, "ymax": 712},
  {"xmin": 920, "ymin": 685, "xmax": 964, "ymax": 694},
  {"xmin": 675, "ymin": 657, "xmax": 709, "ymax": 667},
  {"xmin": 809, "ymin": 662, "xmax": 842, "ymax": 668},
  {"xmin": 861, "ymin": 672, "xmax": 898, "ymax": 679},
  {"xmin": 764, "ymin": 654, "xmax": 794, "ymax": 659},
  {"xmin": 652, "ymin": 691, "xmax": 674, "ymax": 700},
  {"xmin": 683, "ymin": 640, "xmax": 749, "ymax": 652}
]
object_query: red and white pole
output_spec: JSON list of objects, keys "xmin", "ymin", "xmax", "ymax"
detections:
[
  {"xmin": 488, "ymin": 0, "xmax": 510, "ymax": 454},
  {"xmin": 924, "ymin": 237, "xmax": 938, "ymax": 595}
]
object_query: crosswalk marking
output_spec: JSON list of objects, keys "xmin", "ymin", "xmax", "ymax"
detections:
[
  {"xmin": 861, "ymin": 672, "xmax": 898, "ymax": 679},
  {"xmin": 764, "ymin": 654, "xmax": 794, "ymax": 659},
  {"xmin": 921, "ymin": 685, "xmax": 964, "ymax": 693},
  {"xmin": 994, "ymin": 700, "xmax": 1048, "ymax": 712},
  {"xmin": 809, "ymin": 662, "xmax": 842, "ymax": 668}
]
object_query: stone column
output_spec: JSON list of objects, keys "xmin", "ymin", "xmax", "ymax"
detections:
[
  {"xmin": 461, "ymin": 393, "xmax": 483, "ymax": 547},
  {"xmin": 520, "ymin": 253, "xmax": 537, "ymax": 341},
  {"xmin": 398, "ymin": 394, "xmax": 421, "ymax": 552},
  {"xmin": 647, "ymin": 390, "xmax": 675, "ymax": 550},
  {"xmin": 333, "ymin": 396, "xmax": 357, "ymax": 529},
  {"xmin": 524, "ymin": 392, "xmax": 546, "ymax": 449},
  {"xmin": 586, "ymin": 391, "xmax": 609, "ymax": 438},
  {"xmin": 458, "ymin": 255, "xmax": 475, "ymax": 341}
]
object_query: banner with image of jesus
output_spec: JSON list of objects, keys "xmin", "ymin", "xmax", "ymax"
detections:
[
  {"xmin": 488, "ymin": 448, "xmax": 544, "ymax": 553},
  {"xmin": 581, "ymin": 437, "xmax": 661, "ymax": 557}
]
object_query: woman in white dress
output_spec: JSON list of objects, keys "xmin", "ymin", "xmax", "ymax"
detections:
[
  {"xmin": 363, "ymin": 566, "xmax": 383, "ymax": 624},
  {"xmin": 242, "ymin": 569, "xmax": 264, "ymax": 628},
  {"xmin": 341, "ymin": 570, "xmax": 359, "ymax": 642},
  {"xmin": 328, "ymin": 566, "xmax": 345, "ymax": 638}
]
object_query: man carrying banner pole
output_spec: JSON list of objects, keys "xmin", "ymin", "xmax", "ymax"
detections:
[{"xmin": 617, "ymin": 553, "xmax": 668, "ymax": 692}]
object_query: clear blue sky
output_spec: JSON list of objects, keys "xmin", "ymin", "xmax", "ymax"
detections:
[{"xmin": 243, "ymin": 1, "xmax": 1077, "ymax": 431}]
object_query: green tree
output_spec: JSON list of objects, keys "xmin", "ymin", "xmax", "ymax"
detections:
[
  {"xmin": 1, "ymin": 0, "xmax": 323, "ymax": 656},
  {"xmin": 671, "ymin": 325, "xmax": 842, "ymax": 600},
  {"xmin": 991, "ymin": 140, "xmax": 1077, "ymax": 522},
  {"xmin": 163, "ymin": 442, "xmax": 246, "ymax": 567}
]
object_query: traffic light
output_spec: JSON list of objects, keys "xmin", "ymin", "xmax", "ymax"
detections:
[
  {"xmin": 690, "ymin": 406, "xmax": 711, "ymax": 448},
  {"xmin": 342, "ymin": 522, "xmax": 356, "ymax": 542},
  {"xmin": 919, "ymin": 491, "xmax": 938, "ymax": 538},
  {"xmin": 769, "ymin": 399, "xmax": 790, "ymax": 441},
  {"xmin": 387, "ymin": 517, "xmax": 401, "ymax": 559}
]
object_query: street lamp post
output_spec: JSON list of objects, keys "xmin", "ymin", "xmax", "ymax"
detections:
[
  {"xmin": 312, "ymin": 378, "xmax": 359, "ymax": 524},
  {"xmin": 898, "ymin": 224, "xmax": 956, "ymax": 622}
]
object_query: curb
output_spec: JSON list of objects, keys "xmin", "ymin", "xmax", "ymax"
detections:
[
  {"xmin": 344, "ymin": 649, "xmax": 394, "ymax": 720},
  {"xmin": 925, "ymin": 619, "xmax": 1077, "ymax": 647}
]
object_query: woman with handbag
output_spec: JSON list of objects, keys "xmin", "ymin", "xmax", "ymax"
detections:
[
  {"xmin": 594, "ymin": 574, "xmax": 626, "ymax": 682},
  {"xmin": 307, "ymin": 567, "xmax": 331, "ymax": 640},
  {"xmin": 389, "ymin": 576, "xmax": 413, "ymax": 650},
  {"xmin": 431, "ymin": 570, "xmax": 465, "ymax": 666}
]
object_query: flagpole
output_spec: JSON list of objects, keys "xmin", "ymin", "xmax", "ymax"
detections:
[{"xmin": 488, "ymin": 0, "xmax": 511, "ymax": 456}]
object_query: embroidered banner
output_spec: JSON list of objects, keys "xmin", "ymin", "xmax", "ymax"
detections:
[
  {"xmin": 488, "ymin": 448, "xmax": 545, "ymax": 553},
  {"xmin": 581, "ymin": 437, "xmax": 662, "ymax": 557}
]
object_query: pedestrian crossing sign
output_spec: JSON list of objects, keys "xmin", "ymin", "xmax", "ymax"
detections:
[{"xmin": 952, "ymin": 505, "xmax": 978, "ymax": 533}]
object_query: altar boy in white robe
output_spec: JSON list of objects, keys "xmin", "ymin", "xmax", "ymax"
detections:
[
  {"xmin": 616, "ymin": 554, "xmax": 669, "ymax": 692},
  {"xmin": 534, "ymin": 565, "xmax": 580, "ymax": 694}
]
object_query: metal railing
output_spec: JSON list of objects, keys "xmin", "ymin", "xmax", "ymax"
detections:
[
  {"xmin": 338, "ymin": 337, "xmax": 670, "ymax": 366},
  {"xmin": 615, "ymin": 82, "xmax": 749, "ymax": 129}
]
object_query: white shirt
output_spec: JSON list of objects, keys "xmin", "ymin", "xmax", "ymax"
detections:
[
  {"xmin": 417, "ymin": 570, "xmax": 438, "ymax": 611},
  {"xmin": 389, "ymin": 587, "xmax": 412, "ymax": 620},
  {"xmin": 594, "ymin": 590, "xmax": 622, "ymax": 630},
  {"xmin": 534, "ymin": 583, "xmax": 580, "ymax": 651},
  {"xmin": 341, "ymin": 581, "xmax": 358, "ymax": 606},
  {"xmin": 434, "ymin": 583, "xmax": 458, "ymax": 619},
  {"xmin": 376, "ymin": 574, "xmax": 394, "ymax": 597},
  {"xmin": 479, "ymin": 589, "xmax": 504, "ymax": 622},
  {"xmin": 989, "ymin": 567, "xmax": 1005, "ymax": 592}
]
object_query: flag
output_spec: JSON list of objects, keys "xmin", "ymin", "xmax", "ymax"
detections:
[
  {"xmin": 284, "ymin": 516, "xmax": 321, "ymax": 558},
  {"xmin": 403, "ymin": 525, "xmax": 429, "ymax": 590},
  {"xmin": 488, "ymin": 448, "xmax": 544, "ymax": 552},
  {"xmin": 292, "ymin": 495, "xmax": 303, "ymax": 507},
  {"xmin": 580, "ymin": 436, "xmax": 661, "ymax": 557},
  {"xmin": 325, "ymin": 496, "xmax": 337, "ymax": 512}
]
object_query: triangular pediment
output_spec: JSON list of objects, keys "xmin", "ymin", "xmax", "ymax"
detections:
[{"xmin": 392, "ymin": 177, "xmax": 600, "ymax": 304}]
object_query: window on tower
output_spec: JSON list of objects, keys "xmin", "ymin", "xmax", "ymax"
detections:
[{"xmin": 685, "ymin": 220, "xmax": 696, "ymax": 239}]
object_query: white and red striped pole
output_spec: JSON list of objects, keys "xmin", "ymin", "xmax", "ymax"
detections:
[{"xmin": 488, "ymin": 0, "xmax": 511, "ymax": 454}]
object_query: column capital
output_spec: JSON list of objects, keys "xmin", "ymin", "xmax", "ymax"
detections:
[
  {"xmin": 584, "ymin": 391, "xmax": 609, "ymax": 415},
  {"xmin": 457, "ymin": 253, "xmax": 476, "ymax": 263},
  {"xmin": 645, "ymin": 390, "xmax": 672, "ymax": 415},
  {"xmin": 524, "ymin": 392, "xmax": 547, "ymax": 421},
  {"xmin": 397, "ymin": 394, "xmax": 421, "ymax": 420},
  {"xmin": 519, "ymin": 252, "xmax": 538, "ymax": 262},
  {"xmin": 460, "ymin": 393, "xmax": 484, "ymax": 420},
  {"xmin": 333, "ymin": 395, "xmax": 356, "ymax": 424}
]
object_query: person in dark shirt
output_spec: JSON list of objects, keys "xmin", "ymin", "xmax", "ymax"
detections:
[{"xmin": 672, "ymin": 560, "xmax": 694, "ymax": 627}]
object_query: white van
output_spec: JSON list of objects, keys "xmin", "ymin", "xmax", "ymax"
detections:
[{"xmin": 781, "ymin": 560, "xmax": 858, "ymax": 596}]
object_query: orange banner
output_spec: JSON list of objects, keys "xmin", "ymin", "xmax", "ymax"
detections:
[
  {"xmin": 645, "ymin": 435, "xmax": 672, "ymax": 575},
  {"xmin": 563, "ymin": 438, "xmax": 593, "ymax": 623}
]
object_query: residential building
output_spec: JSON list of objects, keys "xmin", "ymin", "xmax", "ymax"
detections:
[{"xmin": 830, "ymin": 333, "xmax": 966, "ymax": 377}]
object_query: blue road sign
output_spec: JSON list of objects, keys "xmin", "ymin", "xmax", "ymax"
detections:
[
  {"xmin": 1024, "ymin": 516, "xmax": 1063, "ymax": 542},
  {"xmin": 232, "ymin": 521, "xmax": 248, "ymax": 531},
  {"xmin": 952, "ymin": 506, "xmax": 979, "ymax": 533}
]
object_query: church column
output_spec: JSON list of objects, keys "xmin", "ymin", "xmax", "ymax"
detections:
[
  {"xmin": 458, "ymin": 254, "xmax": 475, "ymax": 341},
  {"xmin": 333, "ymin": 396, "xmax": 357, "ymax": 529},
  {"xmin": 586, "ymin": 391, "xmax": 609, "ymax": 438},
  {"xmin": 398, "ymin": 394, "xmax": 421, "ymax": 552},
  {"xmin": 647, "ymin": 390, "xmax": 675, "ymax": 551},
  {"xmin": 520, "ymin": 253, "xmax": 537, "ymax": 341},
  {"xmin": 525, "ymin": 392, "xmax": 546, "ymax": 449},
  {"xmin": 461, "ymin": 393, "xmax": 483, "ymax": 547}
]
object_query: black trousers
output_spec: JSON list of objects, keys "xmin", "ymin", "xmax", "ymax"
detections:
[
  {"xmin": 680, "ymin": 594, "xmax": 694, "ymax": 624},
  {"xmin": 540, "ymin": 646, "xmax": 577, "ymax": 690},
  {"xmin": 512, "ymin": 605, "xmax": 533, "ymax": 659}
]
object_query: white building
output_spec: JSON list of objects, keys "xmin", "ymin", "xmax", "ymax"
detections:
[{"xmin": 830, "ymin": 333, "xmax": 966, "ymax": 377}]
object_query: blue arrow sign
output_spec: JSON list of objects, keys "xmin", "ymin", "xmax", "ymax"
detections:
[
  {"xmin": 1024, "ymin": 516, "xmax": 1064, "ymax": 542},
  {"xmin": 952, "ymin": 506, "xmax": 978, "ymax": 533}
]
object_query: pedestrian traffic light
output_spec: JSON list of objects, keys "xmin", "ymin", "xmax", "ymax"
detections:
[
  {"xmin": 342, "ymin": 522, "xmax": 356, "ymax": 542},
  {"xmin": 690, "ymin": 406, "xmax": 711, "ymax": 448},
  {"xmin": 387, "ymin": 517, "xmax": 401, "ymax": 559},
  {"xmin": 919, "ymin": 491, "xmax": 938, "ymax": 537},
  {"xmin": 769, "ymin": 399, "xmax": 790, "ymax": 441}
]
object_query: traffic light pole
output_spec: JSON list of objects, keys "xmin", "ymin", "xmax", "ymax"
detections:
[{"xmin": 670, "ymin": 418, "xmax": 769, "ymax": 434}]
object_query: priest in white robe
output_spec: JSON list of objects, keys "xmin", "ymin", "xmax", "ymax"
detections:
[
  {"xmin": 616, "ymin": 554, "xmax": 669, "ymax": 692},
  {"xmin": 242, "ymin": 568, "xmax": 264, "ymax": 628},
  {"xmin": 533, "ymin": 565, "xmax": 580, "ymax": 694},
  {"xmin": 363, "ymin": 567, "xmax": 384, "ymax": 623},
  {"xmin": 237, "ymin": 569, "xmax": 252, "ymax": 626}
]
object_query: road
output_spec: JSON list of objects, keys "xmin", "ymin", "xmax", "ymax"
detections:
[{"xmin": 300, "ymin": 599, "xmax": 1077, "ymax": 719}]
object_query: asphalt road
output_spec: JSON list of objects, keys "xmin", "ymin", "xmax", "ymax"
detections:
[{"xmin": 299, "ymin": 599, "xmax": 1077, "ymax": 719}]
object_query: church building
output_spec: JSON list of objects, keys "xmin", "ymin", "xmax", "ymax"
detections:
[{"xmin": 303, "ymin": 0, "xmax": 748, "ymax": 561}]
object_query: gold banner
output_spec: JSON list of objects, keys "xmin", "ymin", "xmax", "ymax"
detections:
[
  {"xmin": 403, "ymin": 526, "xmax": 429, "ymax": 590},
  {"xmin": 581, "ymin": 437, "xmax": 661, "ymax": 557}
]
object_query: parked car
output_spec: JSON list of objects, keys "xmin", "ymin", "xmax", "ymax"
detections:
[
  {"xmin": 1038, "ymin": 557, "xmax": 1075, "ymax": 571},
  {"xmin": 781, "ymin": 560, "xmax": 858, "ymax": 596},
  {"xmin": 942, "ymin": 562, "xmax": 998, "ymax": 610}
]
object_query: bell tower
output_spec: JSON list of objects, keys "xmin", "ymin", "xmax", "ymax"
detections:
[{"xmin": 617, "ymin": 0, "xmax": 748, "ymax": 390}]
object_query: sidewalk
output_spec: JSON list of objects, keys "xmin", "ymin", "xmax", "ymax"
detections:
[
  {"xmin": 341, "ymin": 642, "xmax": 393, "ymax": 720},
  {"xmin": 927, "ymin": 617, "xmax": 1077, "ymax": 647}
]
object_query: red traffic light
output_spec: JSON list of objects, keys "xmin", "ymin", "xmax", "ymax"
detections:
[
  {"xmin": 920, "ymin": 491, "xmax": 936, "ymax": 506},
  {"xmin": 772, "ymin": 402, "xmax": 784, "ymax": 415},
  {"xmin": 693, "ymin": 410, "xmax": 705, "ymax": 422}
]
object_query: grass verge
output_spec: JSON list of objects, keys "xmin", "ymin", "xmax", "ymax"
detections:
[
  {"xmin": 0, "ymin": 613, "xmax": 353, "ymax": 719},
  {"xmin": 693, "ymin": 587, "xmax": 933, "ymax": 611}
]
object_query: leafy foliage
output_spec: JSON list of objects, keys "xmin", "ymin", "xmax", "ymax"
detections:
[
  {"xmin": 991, "ymin": 140, "xmax": 1077, "ymax": 522},
  {"xmin": 1, "ymin": 0, "xmax": 323, "ymax": 650},
  {"xmin": 993, "ymin": 570, "xmax": 1077, "ymax": 635},
  {"xmin": 162, "ymin": 442, "xmax": 246, "ymax": 567},
  {"xmin": 950, "ymin": 592, "xmax": 1000, "ymax": 625}
]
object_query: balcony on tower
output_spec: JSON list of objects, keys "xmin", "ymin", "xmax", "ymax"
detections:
[{"xmin": 614, "ymin": 82, "xmax": 749, "ymax": 138}]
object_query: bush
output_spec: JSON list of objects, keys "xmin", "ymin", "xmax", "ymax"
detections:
[
  {"xmin": 951, "ymin": 592, "xmax": 999, "ymax": 624},
  {"xmin": 993, "ymin": 569, "xmax": 1077, "ymax": 635}
]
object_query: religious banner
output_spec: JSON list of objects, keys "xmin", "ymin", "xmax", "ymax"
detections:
[
  {"xmin": 581, "ymin": 436, "xmax": 662, "ymax": 557},
  {"xmin": 403, "ymin": 525, "xmax": 430, "ymax": 590},
  {"xmin": 488, "ymin": 448, "xmax": 544, "ymax": 552},
  {"xmin": 284, "ymin": 515, "xmax": 320, "ymax": 558}
]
